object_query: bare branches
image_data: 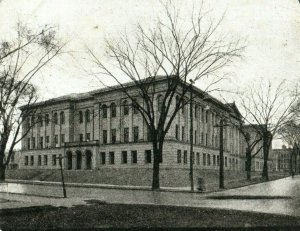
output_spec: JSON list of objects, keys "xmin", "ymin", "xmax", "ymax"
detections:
[{"xmin": 0, "ymin": 23, "xmax": 63, "ymax": 171}]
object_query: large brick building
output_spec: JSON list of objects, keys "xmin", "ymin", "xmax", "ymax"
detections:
[{"xmin": 19, "ymin": 77, "xmax": 251, "ymax": 186}]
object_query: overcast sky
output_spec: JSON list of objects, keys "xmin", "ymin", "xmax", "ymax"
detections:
[{"xmin": 1, "ymin": 0, "xmax": 299, "ymax": 148}]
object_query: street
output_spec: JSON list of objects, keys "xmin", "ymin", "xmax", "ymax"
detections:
[{"xmin": 0, "ymin": 176, "xmax": 300, "ymax": 217}]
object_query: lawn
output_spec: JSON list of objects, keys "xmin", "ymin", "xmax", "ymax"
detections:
[{"xmin": 0, "ymin": 200, "xmax": 299, "ymax": 229}]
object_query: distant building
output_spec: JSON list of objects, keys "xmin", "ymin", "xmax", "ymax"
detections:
[
  {"xmin": 242, "ymin": 125, "xmax": 274, "ymax": 172},
  {"xmin": 273, "ymin": 145, "xmax": 297, "ymax": 172}
]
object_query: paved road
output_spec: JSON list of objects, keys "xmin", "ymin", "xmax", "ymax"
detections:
[{"xmin": 0, "ymin": 176, "xmax": 299, "ymax": 217}]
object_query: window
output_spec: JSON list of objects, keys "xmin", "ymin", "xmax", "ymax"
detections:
[
  {"xmin": 86, "ymin": 133, "xmax": 90, "ymax": 141},
  {"xmin": 52, "ymin": 155, "xmax": 57, "ymax": 166},
  {"xmin": 236, "ymin": 159, "xmax": 238, "ymax": 169},
  {"xmin": 205, "ymin": 133, "xmax": 208, "ymax": 146},
  {"xmin": 122, "ymin": 151, "xmax": 128, "ymax": 164},
  {"xmin": 111, "ymin": 129, "xmax": 116, "ymax": 144},
  {"xmin": 201, "ymin": 107, "xmax": 204, "ymax": 122},
  {"xmin": 100, "ymin": 152, "xmax": 106, "ymax": 164},
  {"xmin": 131, "ymin": 151, "xmax": 137, "ymax": 164},
  {"xmin": 46, "ymin": 136, "xmax": 49, "ymax": 144},
  {"xmin": 30, "ymin": 156, "xmax": 34, "ymax": 166},
  {"xmin": 175, "ymin": 125, "xmax": 179, "ymax": 140},
  {"xmin": 61, "ymin": 134, "xmax": 65, "ymax": 144},
  {"xmin": 217, "ymin": 155, "xmax": 220, "ymax": 166},
  {"xmin": 60, "ymin": 111, "xmax": 65, "ymax": 124},
  {"xmin": 205, "ymin": 110, "xmax": 209, "ymax": 123},
  {"xmin": 123, "ymin": 100, "xmax": 129, "ymax": 115},
  {"xmin": 25, "ymin": 156, "xmax": 28, "ymax": 166},
  {"xmin": 124, "ymin": 127, "xmax": 129, "ymax": 143},
  {"xmin": 44, "ymin": 155, "xmax": 48, "ymax": 166},
  {"xmin": 207, "ymin": 154, "xmax": 211, "ymax": 166},
  {"xmin": 182, "ymin": 126, "xmax": 185, "ymax": 141},
  {"xmin": 40, "ymin": 137, "xmax": 43, "ymax": 149},
  {"xmin": 103, "ymin": 130, "xmax": 107, "ymax": 144},
  {"xmin": 145, "ymin": 150, "xmax": 152, "ymax": 164},
  {"xmin": 177, "ymin": 150, "xmax": 182, "ymax": 164},
  {"xmin": 157, "ymin": 95, "xmax": 163, "ymax": 113},
  {"xmin": 225, "ymin": 157, "xmax": 228, "ymax": 167},
  {"xmin": 133, "ymin": 105, "xmax": 139, "ymax": 114},
  {"xmin": 79, "ymin": 111, "xmax": 83, "ymax": 123},
  {"xmin": 45, "ymin": 114, "xmax": 50, "ymax": 126},
  {"xmin": 102, "ymin": 104, "xmax": 107, "ymax": 118},
  {"xmin": 196, "ymin": 152, "xmax": 200, "ymax": 165},
  {"xmin": 38, "ymin": 155, "xmax": 41, "ymax": 166},
  {"xmin": 38, "ymin": 115, "xmax": 43, "ymax": 126},
  {"xmin": 31, "ymin": 115, "xmax": 35, "ymax": 127},
  {"xmin": 182, "ymin": 100, "xmax": 185, "ymax": 114},
  {"xmin": 27, "ymin": 138, "xmax": 30, "ymax": 149},
  {"xmin": 194, "ymin": 131, "xmax": 197, "ymax": 144},
  {"xmin": 85, "ymin": 110, "xmax": 90, "ymax": 123},
  {"xmin": 109, "ymin": 152, "xmax": 115, "ymax": 164},
  {"xmin": 54, "ymin": 113, "xmax": 58, "ymax": 125},
  {"xmin": 111, "ymin": 103, "xmax": 116, "ymax": 117},
  {"xmin": 203, "ymin": 153, "xmax": 206, "ymax": 166},
  {"xmin": 133, "ymin": 126, "xmax": 139, "ymax": 143},
  {"xmin": 32, "ymin": 137, "xmax": 36, "ymax": 149},
  {"xmin": 213, "ymin": 155, "xmax": 216, "ymax": 166},
  {"xmin": 183, "ymin": 150, "xmax": 187, "ymax": 164},
  {"xmin": 55, "ymin": 135, "xmax": 58, "ymax": 144},
  {"xmin": 201, "ymin": 132, "xmax": 204, "ymax": 144},
  {"xmin": 195, "ymin": 105, "xmax": 198, "ymax": 118},
  {"xmin": 147, "ymin": 128, "xmax": 152, "ymax": 142},
  {"xmin": 77, "ymin": 134, "xmax": 82, "ymax": 142}
]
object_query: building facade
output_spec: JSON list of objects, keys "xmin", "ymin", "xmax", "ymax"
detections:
[{"xmin": 20, "ymin": 78, "xmax": 248, "ymax": 185}]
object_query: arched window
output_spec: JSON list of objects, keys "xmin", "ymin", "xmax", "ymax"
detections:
[
  {"xmin": 38, "ymin": 115, "xmax": 43, "ymax": 126},
  {"xmin": 85, "ymin": 109, "xmax": 90, "ymax": 123},
  {"xmin": 53, "ymin": 113, "xmax": 58, "ymax": 125},
  {"xmin": 60, "ymin": 111, "xmax": 65, "ymax": 124},
  {"xmin": 102, "ymin": 104, "xmax": 107, "ymax": 118},
  {"xmin": 157, "ymin": 95, "xmax": 163, "ymax": 113},
  {"xmin": 123, "ymin": 100, "xmax": 129, "ymax": 115},
  {"xmin": 132, "ymin": 99, "xmax": 139, "ymax": 114},
  {"xmin": 79, "ymin": 111, "xmax": 83, "ymax": 123},
  {"xmin": 182, "ymin": 100, "xmax": 185, "ymax": 114},
  {"xmin": 31, "ymin": 115, "xmax": 35, "ymax": 126},
  {"xmin": 45, "ymin": 114, "xmax": 50, "ymax": 126},
  {"xmin": 111, "ymin": 103, "xmax": 116, "ymax": 118}
]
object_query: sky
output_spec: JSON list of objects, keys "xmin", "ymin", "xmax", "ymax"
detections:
[{"xmin": 1, "ymin": 0, "xmax": 300, "ymax": 148}]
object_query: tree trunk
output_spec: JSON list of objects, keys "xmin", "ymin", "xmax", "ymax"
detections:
[
  {"xmin": 0, "ymin": 149, "xmax": 6, "ymax": 182},
  {"xmin": 245, "ymin": 148, "xmax": 251, "ymax": 181},
  {"xmin": 262, "ymin": 134, "xmax": 271, "ymax": 181},
  {"xmin": 152, "ymin": 141, "xmax": 161, "ymax": 190},
  {"xmin": 0, "ymin": 164, "xmax": 5, "ymax": 182}
]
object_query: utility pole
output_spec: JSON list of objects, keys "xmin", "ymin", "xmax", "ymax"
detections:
[
  {"xmin": 214, "ymin": 117, "xmax": 227, "ymax": 189},
  {"xmin": 57, "ymin": 155, "xmax": 67, "ymax": 198},
  {"xmin": 189, "ymin": 79, "xmax": 194, "ymax": 192}
]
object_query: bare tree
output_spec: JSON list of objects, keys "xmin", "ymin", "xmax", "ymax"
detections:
[
  {"xmin": 0, "ymin": 23, "xmax": 63, "ymax": 181},
  {"xmin": 237, "ymin": 79, "xmax": 299, "ymax": 181},
  {"xmin": 87, "ymin": 1, "xmax": 243, "ymax": 189}
]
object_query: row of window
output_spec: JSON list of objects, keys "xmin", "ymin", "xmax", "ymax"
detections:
[
  {"xmin": 27, "ymin": 134, "xmax": 65, "ymax": 149},
  {"xmin": 176, "ymin": 150, "xmax": 239, "ymax": 169},
  {"xmin": 24, "ymin": 154, "xmax": 61, "ymax": 166},
  {"xmin": 103, "ymin": 127, "xmax": 140, "ymax": 144},
  {"xmin": 175, "ymin": 125, "xmax": 220, "ymax": 149},
  {"xmin": 101, "ymin": 101, "xmax": 139, "ymax": 119},
  {"xmin": 27, "ymin": 112, "xmax": 65, "ymax": 128},
  {"xmin": 99, "ymin": 150, "xmax": 157, "ymax": 165}
]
